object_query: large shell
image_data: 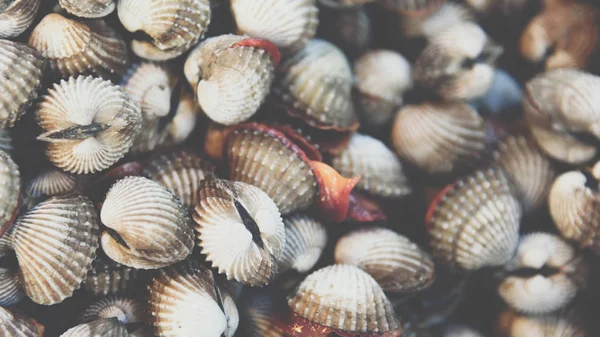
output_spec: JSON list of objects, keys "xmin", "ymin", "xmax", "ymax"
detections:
[
  {"xmin": 148, "ymin": 260, "xmax": 239, "ymax": 337},
  {"xmin": 497, "ymin": 309, "xmax": 586, "ymax": 337},
  {"xmin": 0, "ymin": 150, "xmax": 20, "ymax": 238},
  {"xmin": 193, "ymin": 178, "xmax": 285, "ymax": 286},
  {"xmin": 36, "ymin": 76, "xmax": 142, "ymax": 174},
  {"xmin": 288, "ymin": 264, "xmax": 401, "ymax": 335},
  {"xmin": 22, "ymin": 169, "xmax": 77, "ymax": 210},
  {"xmin": 0, "ymin": 0, "xmax": 40, "ymax": 38},
  {"xmin": 379, "ymin": 0, "xmax": 445, "ymax": 16},
  {"xmin": 100, "ymin": 176, "xmax": 195, "ymax": 269},
  {"xmin": 29, "ymin": 13, "xmax": 129, "ymax": 79},
  {"xmin": 0, "ymin": 39, "xmax": 45, "ymax": 129},
  {"xmin": 83, "ymin": 256, "xmax": 143, "ymax": 296},
  {"xmin": 400, "ymin": 2, "xmax": 473, "ymax": 39},
  {"xmin": 335, "ymin": 227, "xmax": 435, "ymax": 293},
  {"xmin": 0, "ymin": 307, "xmax": 44, "ymax": 337},
  {"xmin": 280, "ymin": 213, "xmax": 327, "ymax": 273},
  {"xmin": 391, "ymin": 102, "xmax": 487, "ymax": 174},
  {"xmin": 59, "ymin": 0, "xmax": 116, "ymax": 18},
  {"xmin": 61, "ymin": 318, "xmax": 128, "ymax": 337},
  {"xmin": 426, "ymin": 168, "xmax": 522, "ymax": 270}
]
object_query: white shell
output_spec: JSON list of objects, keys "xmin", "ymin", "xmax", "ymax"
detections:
[
  {"xmin": 497, "ymin": 310, "xmax": 586, "ymax": 337},
  {"xmin": 0, "ymin": 150, "xmax": 20, "ymax": 237},
  {"xmin": 61, "ymin": 319, "xmax": 128, "ymax": 337},
  {"xmin": 0, "ymin": 0, "xmax": 41, "ymax": 38},
  {"xmin": 0, "ymin": 307, "xmax": 44, "ymax": 337},
  {"xmin": 279, "ymin": 213, "xmax": 327, "ymax": 273},
  {"xmin": 59, "ymin": 0, "xmax": 116, "ymax": 18}
]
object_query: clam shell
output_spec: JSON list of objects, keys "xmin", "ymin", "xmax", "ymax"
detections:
[
  {"xmin": 280, "ymin": 213, "xmax": 327, "ymax": 273},
  {"xmin": 165, "ymin": 91, "xmax": 199, "ymax": 145},
  {"xmin": 288, "ymin": 264, "xmax": 401, "ymax": 334},
  {"xmin": 0, "ymin": 129, "xmax": 12, "ymax": 152},
  {"xmin": 0, "ymin": 307, "xmax": 44, "ymax": 337},
  {"xmin": 379, "ymin": 0, "xmax": 445, "ymax": 16},
  {"xmin": 36, "ymin": 76, "xmax": 142, "ymax": 174},
  {"xmin": 148, "ymin": 259, "xmax": 239, "ymax": 337},
  {"xmin": 0, "ymin": 0, "xmax": 40, "ymax": 38},
  {"xmin": 0, "ymin": 150, "xmax": 20, "ymax": 238},
  {"xmin": 29, "ymin": 13, "xmax": 129, "ymax": 79},
  {"xmin": 319, "ymin": 0, "xmax": 373, "ymax": 7},
  {"xmin": 426, "ymin": 168, "xmax": 522, "ymax": 270},
  {"xmin": 83, "ymin": 256, "xmax": 143, "ymax": 296},
  {"xmin": 80, "ymin": 296, "xmax": 146, "ymax": 331},
  {"xmin": 319, "ymin": 6, "xmax": 371, "ymax": 57},
  {"xmin": 442, "ymin": 325, "xmax": 485, "ymax": 337},
  {"xmin": 497, "ymin": 309, "xmax": 586, "ymax": 337},
  {"xmin": 121, "ymin": 62, "xmax": 176, "ymax": 120},
  {"xmin": 391, "ymin": 102, "xmax": 487, "ymax": 174},
  {"xmin": 335, "ymin": 227, "xmax": 435, "ymax": 293},
  {"xmin": 238, "ymin": 289, "xmax": 284, "ymax": 337},
  {"xmin": 100, "ymin": 176, "xmax": 195, "ymax": 269},
  {"xmin": 400, "ymin": 2, "xmax": 473, "ymax": 39},
  {"xmin": 193, "ymin": 178, "xmax": 285, "ymax": 286},
  {"xmin": 22, "ymin": 169, "xmax": 77, "ymax": 210},
  {"xmin": 0, "ymin": 39, "xmax": 45, "ymax": 129},
  {"xmin": 61, "ymin": 318, "xmax": 128, "ymax": 337},
  {"xmin": 59, "ymin": 0, "xmax": 116, "ymax": 18}
]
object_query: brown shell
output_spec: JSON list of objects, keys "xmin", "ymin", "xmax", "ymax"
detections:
[
  {"xmin": 0, "ymin": 307, "xmax": 44, "ymax": 337},
  {"xmin": 280, "ymin": 213, "xmax": 327, "ymax": 273},
  {"xmin": 59, "ymin": 0, "xmax": 116, "ymax": 18},
  {"xmin": 399, "ymin": 2, "xmax": 473, "ymax": 39},
  {"xmin": 0, "ymin": 0, "xmax": 40, "ymax": 38},
  {"xmin": 237, "ymin": 289, "xmax": 284, "ymax": 337},
  {"xmin": 0, "ymin": 150, "xmax": 20, "ymax": 238},
  {"xmin": 83, "ymin": 256, "xmax": 143, "ymax": 296},
  {"xmin": 80, "ymin": 296, "xmax": 147, "ymax": 335},
  {"xmin": 379, "ymin": 0, "xmax": 445, "ymax": 16},
  {"xmin": 22, "ymin": 169, "xmax": 77, "ymax": 210},
  {"xmin": 61, "ymin": 318, "xmax": 128, "ymax": 337},
  {"xmin": 318, "ymin": 6, "xmax": 371, "ymax": 57},
  {"xmin": 496, "ymin": 309, "xmax": 586, "ymax": 337}
]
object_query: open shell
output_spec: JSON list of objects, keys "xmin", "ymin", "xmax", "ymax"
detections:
[
  {"xmin": 0, "ymin": 0, "xmax": 40, "ymax": 38},
  {"xmin": 280, "ymin": 213, "xmax": 327, "ymax": 273},
  {"xmin": 0, "ymin": 307, "xmax": 44, "ymax": 337},
  {"xmin": 497, "ymin": 309, "xmax": 586, "ymax": 337},
  {"xmin": 59, "ymin": 0, "xmax": 116, "ymax": 18},
  {"xmin": 0, "ymin": 150, "xmax": 20, "ymax": 238},
  {"xmin": 83, "ymin": 256, "xmax": 143, "ymax": 296}
]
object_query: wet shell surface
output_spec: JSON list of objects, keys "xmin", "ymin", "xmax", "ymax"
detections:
[
  {"xmin": 36, "ymin": 76, "xmax": 142, "ymax": 174},
  {"xmin": 379, "ymin": 0, "xmax": 445, "ymax": 16},
  {"xmin": 497, "ymin": 310, "xmax": 586, "ymax": 337},
  {"xmin": 288, "ymin": 264, "xmax": 401, "ymax": 335},
  {"xmin": 0, "ymin": 39, "xmax": 45, "ymax": 130},
  {"xmin": 0, "ymin": 307, "xmax": 44, "ymax": 337},
  {"xmin": 100, "ymin": 176, "xmax": 195, "ymax": 269},
  {"xmin": 426, "ymin": 168, "xmax": 522, "ymax": 270},
  {"xmin": 0, "ymin": 150, "xmax": 20, "ymax": 238},
  {"xmin": 0, "ymin": 0, "xmax": 40, "ymax": 38},
  {"xmin": 59, "ymin": 0, "xmax": 116, "ymax": 18},
  {"xmin": 83, "ymin": 256, "xmax": 143, "ymax": 296},
  {"xmin": 193, "ymin": 178, "xmax": 285, "ymax": 286},
  {"xmin": 391, "ymin": 102, "xmax": 487, "ymax": 174},
  {"xmin": 335, "ymin": 227, "xmax": 435, "ymax": 293},
  {"xmin": 279, "ymin": 213, "xmax": 327, "ymax": 273},
  {"xmin": 61, "ymin": 318, "xmax": 128, "ymax": 337}
]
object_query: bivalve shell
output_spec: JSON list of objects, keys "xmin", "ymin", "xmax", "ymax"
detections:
[
  {"xmin": 0, "ymin": 307, "xmax": 44, "ymax": 337},
  {"xmin": 22, "ymin": 169, "xmax": 77, "ymax": 210},
  {"xmin": 400, "ymin": 2, "xmax": 473, "ymax": 39},
  {"xmin": 61, "ymin": 318, "xmax": 128, "ymax": 337},
  {"xmin": 0, "ymin": 263, "xmax": 24, "ymax": 307},
  {"xmin": 76, "ymin": 296, "xmax": 147, "ymax": 336},
  {"xmin": 0, "ymin": 150, "xmax": 20, "ymax": 238},
  {"xmin": 121, "ymin": 62, "xmax": 176, "ymax": 120},
  {"xmin": 497, "ymin": 309, "xmax": 586, "ymax": 337},
  {"xmin": 318, "ymin": 6, "xmax": 371, "ymax": 57},
  {"xmin": 379, "ymin": 0, "xmax": 445, "ymax": 16},
  {"xmin": 83, "ymin": 256, "xmax": 143, "ymax": 296},
  {"xmin": 0, "ymin": 0, "xmax": 40, "ymax": 38},
  {"xmin": 237, "ymin": 289, "xmax": 284, "ymax": 337},
  {"xmin": 280, "ymin": 213, "xmax": 327, "ymax": 273},
  {"xmin": 59, "ymin": 0, "xmax": 116, "ymax": 18}
]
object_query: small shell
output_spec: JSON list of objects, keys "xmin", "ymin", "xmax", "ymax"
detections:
[
  {"xmin": 0, "ymin": 150, "xmax": 20, "ymax": 238},
  {"xmin": 280, "ymin": 213, "xmax": 327, "ymax": 273},
  {"xmin": 497, "ymin": 310, "xmax": 586, "ymax": 337},
  {"xmin": 335, "ymin": 227, "xmax": 435, "ymax": 293},
  {"xmin": 83, "ymin": 256, "xmax": 143, "ymax": 296},
  {"xmin": 379, "ymin": 0, "xmax": 445, "ymax": 16},
  {"xmin": 391, "ymin": 102, "xmax": 487, "ymax": 174},
  {"xmin": 0, "ymin": 0, "xmax": 40, "ymax": 38},
  {"xmin": 80, "ymin": 296, "xmax": 146, "ymax": 334},
  {"xmin": 59, "ymin": 0, "xmax": 116, "ymax": 18},
  {"xmin": 165, "ymin": 91, "xmax": 199, "ymax": 145},
  {"xmin": 0, "ymin": 307, "xmax": 44, "ymax": 337},
  {"xmin": 426, "ymin": 168, "xmax": 522, "ymax": 270},
  {"xmin": 399, "ymin": 2, "xmax": 473, "ymax": 39},
  {"xmin": 0, "ymin": 39, "xmax": 45, "ymax": 129},
  {"xmin": 36, "ymin": 76, "xmax": 142, "ymax": 174},
  {"xmin": 100, "ymin": 176, "xmax": 195, "ymax": 269},
  {"xmin": 288, "ymin": 264, "xmax": 401, "ymax": 335},
  {"xmin": 22, "ymin": 169, "xmax": 77, "ymax": 210},
  {"xmin": 318, "ymin": 6, "xmax": 371, "ymax": 57},
  {"xmin": 29, "ymin": 13, "xmax": 129, "ymax": 79},
  {"xmin": 193, "ymin": 178, "xmax": 285, "ymax": 286},
  {"xmin": 61, "ymin": 319, "xmax": 128, "ymax": 337}
]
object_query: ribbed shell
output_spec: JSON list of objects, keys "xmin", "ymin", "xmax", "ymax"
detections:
[
  {"xmin": 238, "ymin": 290, "xmax": 283, "ymax": 337},
  {"xmin": 29, "ymin": 13, "xmax": 129, "ymax": 79},
  {"xmin": 0, "ymin": 150, "xmax": 20, "ymax": 238},
  {"xmin": 288, "ymin": 264, "xmax": 401, "ymax": 334},
  {"xmin": 0, "ymin": 0, "xmax": 40, "ymax": 38},
  {"xmin": 335, "ymin": 227, "xmax": 435, "ymax": 293},
  {"xmin": 121, "ymin": 62, "xmax": 176, "ymax": 119},
  {"xmin": 148, "ymin": 260, "xmax": 239, "ymax": 337},
  {"xmin": 80, "ymin": 296, "xmax": 146, "ymax": 327},
  {"xmin": 12, "ymin": 193, "xmax": 99, "ymax": 305},
  {"xmin": 231, "ymin": 0, "xmax": 318, "ymax": 53},
  {"xmin": 319, "ymin": 0, "xmax": 373, "ymax": 7},
  {"xmin": 280, "ymin": 213, "xmax": 327, "ymax": 273},
  {"xmin": 0, "ymin": 129, "xmax": 12, "ymax": 152},
  {"xmin": 426, "ymin": 168, "xmax": 522, "ymax": 270},
  {"xmin": 22, "ymin": 169, "xmax": 76, "ymax": 210},
  {"xmin": 0, "ymin": 263, "xmax": 24, "ymax": 307},
  {"xmin": 0, "ymin": 307, "xmax": 44, "ymax": 337},
  {"xmin": 319, "ymin": 7, "xmax": 371, "ymax": 57},
  {"xmin": 100, "ymin": 176, "xmax": 194, "ymax": 269},
  {"xmin": 497, "ymin": 310, "xmax": 586, "ymax": 337},
  {"xmin": 36, "ymin": 76, "xmax": 142, "ymax": 174},
  {"xmin": 400, "ymin": 2, "xmax": 473, "ymax": 39},
  {"xmin": 0, "ymin": 39, "xmax": 45, "ymax": 129},
  {"xmin": 193, "ymin": 179, "xmax": 285, "ymax": 286},
  {"xmin": 379, "ymin": 0, "xmax": 445, "ymax": 16},
  {"xmin": 83, "ymin": 256, "xmax": 142, "ymax": 296},
  {"xmin": 59, "ymin": 0, "xmax": 116, "ymax": 18},
  {"xmin": 391, "ymin": 103, "xmax": 487, "ymax": 174},
  {"xmin": 61, "ymin": 319, "xmax": 128, "ymax": 337}
]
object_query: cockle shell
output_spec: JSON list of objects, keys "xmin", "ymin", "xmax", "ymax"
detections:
[
  {"xmin": 78, "ymin": 296, "xmax": 147, "ymax": 335},
  {"xmin": 0, "ymin": 39, "xmax": 45, "ymax": 130},
  {"xmin": 0, "ymin": 150, "xmax": 20, "ymax": 238},
  {"xmin": 426, "ymin": 168, "xmax": 522, "ymax": 270},
  {"xmin": 148, "ymin": 259, "xmax": 239, "ymax": 337},
  {"xmin": 279, "ymin": 213, "xmax": 327, "ymax": 274},
  {"xmin": 288, "ymin": 264, "xmax": 401, "ymax": 335},
  {"xmin": 391, "ymin": 102, "xmax": 487, "ymax": 174},
  {"xmin": 335, "ymin": 227, "xmax": 435, "ymax": 293},
  {"xmin": 36, "ymin": 76, "xmax": 142, "ymax": 174},
  {"xmin": 164, "ymin": 91, "xmax": 199, "ymax": 145},
  {"xmin": 83, "ymin": 256, "xmax": 143, "ymax": 296},
  {"xmin": 231, "ymin": 0, "xmax": 318, "ymax": 53},
  {"xmin": 238, "ymin": 289, "xmax": 284, "ymax": 337},
  {"xmin": 61, "ymin": 318, "xmax": 128, "ymax": 337},
  {"xmin": 193, "ymin": 178, "xmax": 285, "ymax": 286},
  {"xmin": 399, "ymin": 2, "xmax": 473, "ymax": 39},
  {"xmin": 318, "ymin": 6, "xmax": 371, "ymax": 57},
  {"xmin": 29, "ymin": 13, "xmax": 129, "ymax": 79},
  {"xmin": 0, "ymin": 307, "xmax": 44, "ymax": 337},
  {"xmin": 59, "ymin": 0, "xmax": 116, "ymax": 18},
  {"xmin": 100, "ymin": 176, "xmax": 195, "ymax": 269},
  {"xmin": 497, "ymin": 309, "xmax": 586, "ymax": 337},
  {"xmin": 0, "ymin": 0, "xmax": 40, "ymax": 38},
  {"xmin": 0, "ymin": 261, "xmax": 24, "ymax": 307},
  {"xmin": 0, "ymin": 130, "xmax": 11, "ymax": 153},
  {"xmin": 379, "ymin": 0, "xmax": 445, "ymax": 16},
  {"xmin": 121, "ymin": 62, "xmax": 176, "ymax": 120},
  {"xmin": 22, "ymin": 169, "xmax": 77, "ymax": 210}
]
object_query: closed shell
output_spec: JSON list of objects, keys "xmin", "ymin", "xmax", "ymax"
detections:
[
  {"xmin": 61, "ymin": 318, "xmax": 128, "ymax": 337},
  {"xmin": 0, "ymin": 0, "xmax": 40, "ymax": 38},
  {"xmin": 83, "ymin": 256, "xmax": 143, "ymax": 296},
  {"xmin": 280, "ymin": 213, "xmax": 327, "ymax": 273},
  {"xmin": 0, "ymin": 307, "xmax": 44, "ymax": 337},
  {"xmin": 121, "ymin": 62, "xmax": 176, "ymax": 120},
  {"xmin": 497, "ymin": 310, "xmax": 586, "ymax": 337},
  {"xmin": 22, "ymin": 169, "xmax": 77, "ymax": 210},
  {"xmin": 80, "ymin": 296, "xmax": 146, "ymax": 324},
  {"xmin": 0, "ymin": 150, "xmax": 19, "ymax": 238},
  {"xmin": 59, "ymin": 0, "xmax": 116, "ymax": 18}
]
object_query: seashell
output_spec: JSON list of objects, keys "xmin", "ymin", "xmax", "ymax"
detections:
[
  {"xmin": 238, "ymin": 289, "xmax": 285, "ymax": 337},
  {"xmin": 492, "ymin": 135, "xmax": 556, "ymax": 213},
  {"xmin": 100, "ymin": 176, "xmax": 195, "ymax": 269},
  {"xmin": 184, "ymin": 34, "xmax": 279, "ymax": 125},
  {"xmin": 441, "ymin": 325, "xmax": 485, "ymax": 337},
  {"xmin": 425, "ymin": 168, "xmax": 521, "ymax": 270},
  {"xmin": 22, "ymin": 169, "xmax": 77, "ymax": 210},
  {"xmin": 391, "ymin": 102, "xmax": 487, "ymax": 174},
  {"xmin": 347, "ymin": 192, "xmax": 388, "ymax": 223},
  {"xmin": 0, "ymin": 129, "xmax": 12, "ymax": 153},
  {"xmin": 0, "ymin": 0, "xmax": 40, "ymax": 38},
  {"xmin": 84, "ymin": 161, "xmax": 144, "ymax": 205},
  {"xmin": 413, "ymin": 22, "xmax": 503, "ymax": 101},
  {"xmin": 279, "ymin": 213, "xmax": 327, "ymax": 274},
  {"xmin": 121, "ymin": 62, "xmax": 176, "ymax": 120},
  {"xmin": 287, "ymin": 264, "xmax": 401, "ymax": 336},
  {"xmin": 11, "ymin": 193, "xmax": 99, "ymax": 305},
  {"xmin": 61, "ymin": 318, "xmax": 128, "ymax": 337},
  {"xmin": 118, "ymin": 0, "xmax": 211, "ymax": 61},
  {"xmin": 497, "ymin": 309, "xmax": 586, "ymax": 337},
  {"xmin": 59, "ymin": 0, "xmax": 116, "ymax": 18},
  {"xmin": 164, "ymin": 91, "xmax": 199, "ymax": 145},
  {"xmin": 0, "ymin": 150, "xmax": 20, "ymax": 238},
  {"xmin": 472, "ymin": 69, "xmax": 522, "ymax": 117},
  {"xmin": 399, "ymin": 2, "xmax": 473, "ymax": 39},
  {"xmin": 318, "ymin": 0, "xmax": 373, "ymax": 7},
  {"xmin": 193, "ymin": 178, "xmax": 285, "ymax": 286},
  {"xmin": 379, "ymin": 0, "xmax": 445, "ymax": 16},
  {"xmin": 274, "ymin": 39, "xmax": 358, "ymax": 131},
  {"xmin": 83, "ymin": 255, "xmax": 143, "ymax": 296},
  {"xmin": 144, "ymin": 149, "xmax": 216, "ymax": 210},
  {"xmin": 0, "ymin": 307, "xmax": 44, "ymax": 337},
  {"xmin": 0, "ymin": 263, "xmax": 24, "ymax": 307},
  {"xmin": 79, "ymin": 296, "xmax": 147, "ymax": 335},
  {"xmin": 29, "ymin": 13, "xmax": 129, "ymax": 79},
  {"xmin": 0, "ymin": 39, "xmax": 45, "ymax": 130},
  {"xmin": 498, "ymin": 232, "xmax": 587, "ymax": 314},
  {"xmin": 204, "ymin": 122, "xmax": 230, "ymax": 161},
  {"xmin": 318, "ymin": 6, "xmax": 371, "ymax": 57},
  {"xmin": 353, "ymin": 50, "xmax": 412, "ymax": 127},
  {"xmin": 36, "ymin": 76, "xmax": 142, "ymax": 174},
  {"xmin": 332, "ymin": 133, "xmax": 412, "ymax": 198},
  {"xmin": 148, "ymin": 259, "xmax": 239, "ymax": 337},
  {"xmin": 231, "ymin": 0, "xmax": 318, "ymax": 53},
  {"xmin": 335, "ymin": 227, "xmax": 435, "ymax": 293}
]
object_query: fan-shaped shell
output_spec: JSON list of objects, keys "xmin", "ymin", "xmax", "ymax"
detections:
[
  {"xmin": 0, "ymin": 150, "xmax": 20, "ymax": 238},
  {"xmin": 0, "ymin": 263, "xmax": 24, "ymax": 307},
  {"xmin": 83, "ymin": 256, "xmax": 143, "ymax": 296},
  {"xmin": 280, "ymin": 213, "xmax": 327, "ymax": 273},
  {"xmin": 0, "ymin": 0, "xmax": 40, "ymax": 38},
  {"xmin": 81, "ymin": 296, "xmax": 146, "ymax": 324},
  {"xmin": 379, "ymin": 0, "xmax": 445, "ymax": 16},
  {"xmin": 497, "ymin": 310, "xmax": 586, "ymax": 337},
  {"xmin": 288, "ymin": 264, "xmax": 401, "ymax": 335},
  {"xmin": 61, "ymin": 318, "xmax": 128, "ymax": 337},
  {"xmin": 59, "ymin": 0, "xmax": 116, "ymax": 18},
  {"xmin": 0, "ymin": 307, "xmax": 44, "ymax": 337},
  {"xmin": 121, "ymin": 62, "xmax": 176, "ymax": 120},
  {"xmin": 100, "ymin": 176, "xmax": 194, "ymax": 269},
  {"xmin": 22, "ymin": 169, "xmax": 76, "ymax": 210}
]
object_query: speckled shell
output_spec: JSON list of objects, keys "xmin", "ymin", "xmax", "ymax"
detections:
[
  {"xmin": 332, "ymin": 133, "xmax": 412, "ymax": 198},
  {"xmin": 335, "ymin": 227, "xmax": 435, "ymax": 293},
  {"xmin": 59, "ymin": 0, "xmax": 116, "ymax": 18},
  {"xmin": 11, "ymin": 193, "xmax": 99, "ymax": 305},
  {"xmin": 100, "ymin": 176, "xmax": 195, "ymax": 269},
  {"xmin": 36, "ymin": 76, "xmax": 142, "ymax": 174},
  {"xmin": 29, "ymin": 13, "xmax": 129, "ymax": 79},
  {"xmin": 118, "ymin": 0, "xmax": 211, "ymax": 60},
  {"xmin": 0, "ymin": 39, "xmax": 45, "ymax": 129},
  {"xmin": 193, "ymin": 178, "xmax": 285, "ymax": 286},
  {"xmin": 61, "ymin": 318, "xmax": 128, "ymax": 337},
  {"xmin": 0, "ymin": 307, "xmax": 44, "ymax": 337},
  {"xmin": 280, "ymin": 213, "xmax": 327, "ymax": 273},
  {"xmin": 499, "ymin": 233, "xmax": 587, "ymax": 314},
  {"xmin": 79, "ymin": 296, "xmax": 146, "ymax": 336},
  {"xmin": 83, "ymin": 256, "xmax": 142, "ymax": 296},
  {"xmin": 148, "ymin": 260, "xmax": 239, "ymax": 337},
  {"xmin": 22, "ymin": 169, "xmax": 76, "ymax": 210},
  {"xmin": 379, "ymin": 0, "xmax": 445, "ymax": 16},
  {"xmin": 426, "ymin": 168, "xmax": 522, "ymax": 270},
  {"xmin": 288, "ymin": 264, "xmax": 401, "ymax": 335},
  {"xmin": 400, "ymin": 2, "xmax": 473, "ymax": 39},
  {"xmin": 0, "ymin": 0, "xmax": 40, "ymax": 38},
  {"xmin": 0, "ymin": 150, "xmax": 20, "ymax": 238},
  {"xmin": 497, "ymin": 310, "xmax": 586, "ymax": 337},
  {"xmin": 391, "ymin": 102, "xmax": 487, "ymax": 174}
]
